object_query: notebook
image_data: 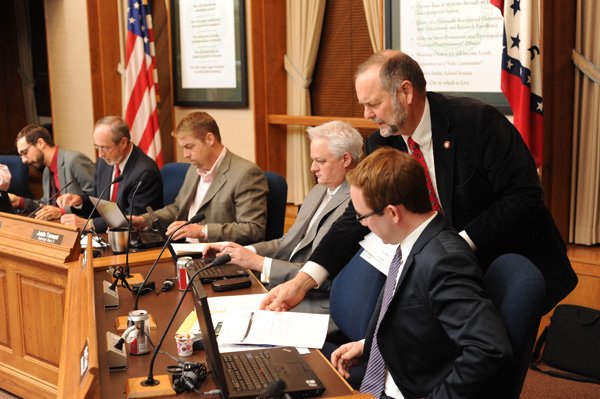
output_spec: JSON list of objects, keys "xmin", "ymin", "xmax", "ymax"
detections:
[
  {"xmin": 186, "ymin": 268, "xmax": 326, "ymax": 399},
  {"xmin": 192, "ymin": 258, "xmax": 249, "ymax": 283},
  {"xmin": 89, "ymin": 196, "xmax": 164, "ymax": 249}
]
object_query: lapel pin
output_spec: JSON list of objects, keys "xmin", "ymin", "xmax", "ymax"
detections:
[{"xmin": 443, "ymin": 140, "xmax": 451, "ymax": 149}]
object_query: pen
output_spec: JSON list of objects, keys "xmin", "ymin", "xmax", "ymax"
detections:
[{"xmin": 240, "ymin": 311, "xmax": 254, "ymax": 342}]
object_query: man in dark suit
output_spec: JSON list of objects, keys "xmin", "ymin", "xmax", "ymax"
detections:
[
  {"xmin": 261, "ymin": 50, "xmax": 577, "ymax": 315},
  {"xmin": 205, "ymin": 120, "xmax": 363, "ymax": 287},
  {"xmin": 58, "ymin": 116, "xmax": 163, "ymax": 233},
  {"xmin": 331, "ymin": 147, "xmax": 512, "ymax": 399},
  {"xmin": 12, "ymin": 124, "xmax": 95, "ymax": 220},
  {"xmin": 131, "ymin": 111, "xmax": 268, "ymax": 244}
]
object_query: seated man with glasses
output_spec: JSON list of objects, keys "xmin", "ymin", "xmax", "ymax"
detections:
[
  {"xmin": 58, "ymin": 116, "xmax": 163, "ymax": 233},
  {"xmin": 11, "ymin": 124, "xmax": 95, "ymax": 220}
]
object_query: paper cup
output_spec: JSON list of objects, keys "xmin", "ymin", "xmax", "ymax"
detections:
[{"xmin": 175, "ymin": 333, "xmax": 194, "ymax": 357}]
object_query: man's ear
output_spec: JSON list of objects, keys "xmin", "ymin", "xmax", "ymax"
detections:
[
  {"xmin": 400, "ymin": 80, "xmax": 415, "ymax": 105},
  {"xmin": 205, "ymin": 132, "xmax": 215, "ymax": 146},
  {"xmin": 342, "ymin": 152, "xmax": 353, "ymax": 168}
]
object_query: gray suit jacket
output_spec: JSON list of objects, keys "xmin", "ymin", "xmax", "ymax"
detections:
[
  {"xmin": 22, "ymin": 147, "xmax": 95, "ymax": 212},
  {"xmin": 253, "ymin": 181, "xmax": 350, "ymax": 287},
  {"xmin": 144, "ymin": 149, "xmax": 268, "ymax": 245}
]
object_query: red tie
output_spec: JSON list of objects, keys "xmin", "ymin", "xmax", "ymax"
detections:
[
  {"xmin": 407, "ymin": 137, "xmax": 442, "ymax": 213},
  {"xmin": 111, "ymin": 166, "xmax": 120, "ymax": 202}
]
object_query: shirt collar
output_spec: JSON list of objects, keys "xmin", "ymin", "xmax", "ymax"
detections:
[
  {"xmin": 403, "ymin": 98, "xmax": 432, "ymax": 151},
  {"xmin": 116, "ymin": 143, "xmax": 134, "ymax": 173},
  {"xmin": 49, "ymin": 147, "xmax": 59, "ymax": 175},
  {"xmin": 197, "ymin": 147, "xmax": 227, "ymax": 179},
  {"xmin": 399, "ymin": 211, "xmax": 437, "ymax": 261}
]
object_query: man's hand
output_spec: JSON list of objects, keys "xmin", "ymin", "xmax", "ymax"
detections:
[
  {"xmin": 60, "ymin": 213, "xmax": 87, "ymax": 229},
  {"xmin": 8, "ymin": 193, "xmax": 20, "ymax": 208},
  {"xmin": 56, "ymin": 193, "xmax": 82, "ymax": 208},
  {"xmin": 259, "ymin": 272, "xmax": 317, "ymax": 311},
  {"xmin": 219, "ymin": 242, "xmax": 264, "ymax": 272},
  {"xmin": 201, "ymin": 242, "xmax": 227, "ymax": 259},
  {"xmin": 166, "ymin": 220, "xmax": 205, "ymax": 241},
  {"xmin": 331, "ymin": 341, "xmax": 365, "ymax": 379},
  {"xmin": 34, "ymin": 205, "xmax": 62, "ymax": 221},
  {"xmin": 131, "ymin": 215, "xmax": 149, "ymax": 230}
]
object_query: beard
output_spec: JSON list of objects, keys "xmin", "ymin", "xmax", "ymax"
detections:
[
  {"xmin": 377, "ymin": 97, "xmax": 408, "ymax": 138},
  {"xmin": 32, "ymin": 151, "xmax": 45, "ymax": 172}
]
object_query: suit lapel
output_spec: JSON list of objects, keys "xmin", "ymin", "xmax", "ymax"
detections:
[
  {"xmin": 393, "ymin": 213, "xmax": 446, "ymax": 293},
  {"xmin": 428, "ymin": 93, "xmax": 455, "ymax": 226},
  {"xmin": 276, "ymin": 185, "xmax": 327, "ymax": 258},
  {"xmin": 56, "ymin": 149, "xmax": 67, "ymax": 191},
  {"xmin": 198, "ymin": 151, "xmax": 232, "ymax": 209}
]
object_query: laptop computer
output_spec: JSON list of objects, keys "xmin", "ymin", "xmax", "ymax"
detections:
[
  {"xmin": 89, "ymin": 196, "xmax": 164, "ymax": 249},
  {"xmin": 186, "ymin": 268, "xmax": 326, "ymax": 398},
  {"xmin": 192, "ymin": 258, "xmax": 249, "ymax": 284}
]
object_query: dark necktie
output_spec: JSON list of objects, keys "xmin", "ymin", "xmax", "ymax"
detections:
[
  {"xmin": 111, "ymin": 166, "xmax": 121, "ymax": 202},
  {"xmin": 360, "ymin": 246, "xmax": 403, "ymax": 397},
  {"xmin": 407, "ymin": 137, "xmax": 442, "ymax": 213}
]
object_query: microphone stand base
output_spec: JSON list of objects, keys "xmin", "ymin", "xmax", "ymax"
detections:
[
  {"xmin": 125, "ymin": 374, "xmax": 175, "ymax": 398},
  {"xmin": 125, "ymin": 273, "xmax": 145, "ymax": 285},
  {"xmin": 115, "ymin": 313, "xmax": 158, "ymax": 332}
]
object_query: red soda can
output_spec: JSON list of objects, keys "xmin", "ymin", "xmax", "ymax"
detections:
[{"xmin": 177, "ymin": 256, "xmax": 192, "ymax": 290}]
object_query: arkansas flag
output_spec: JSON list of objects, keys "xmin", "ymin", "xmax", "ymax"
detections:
[
  {"xmin": 491, "ymin": 0, "xmax": 543, "ymax": 167},
  {"xmin": 125, "ymin": 0, "xmax": 163, "ymax": 167}
]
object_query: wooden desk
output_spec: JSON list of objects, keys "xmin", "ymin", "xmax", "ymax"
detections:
[{"xmin": 94, "ymin": 251, "xmax": 355, "ymax": 398}]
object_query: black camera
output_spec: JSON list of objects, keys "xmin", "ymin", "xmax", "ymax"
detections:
[{"xmin": 169, "ymin": 362, "xmax": 208, "ymax": 393}]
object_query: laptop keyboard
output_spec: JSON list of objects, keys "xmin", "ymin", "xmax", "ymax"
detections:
[
  {"xmin": 200, "ymin": 267, "xmax": 223, "ymax": 277},
  {"xmin": 223, "ymin": 351, "xmax": 280, "ymax": 391}
]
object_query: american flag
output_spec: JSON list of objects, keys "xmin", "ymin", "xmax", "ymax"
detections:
[
  {"xmin": 491, "ymin": 0, "xmax": 543, "ymax": 167},
  {"xmin": 125, "ymin": 0, "xmax": 163, "ymax": 167}
]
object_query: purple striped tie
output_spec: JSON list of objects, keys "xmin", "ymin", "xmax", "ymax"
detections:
[{"xmin": 360, "ymin": 246, "xmax": 403, "ymax": 397}]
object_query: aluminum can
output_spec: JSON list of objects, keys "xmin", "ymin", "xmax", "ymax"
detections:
[
  {"xmin": 177, "ymin": 256, "xmax": 192, "ymax": 291},
  {"xmin": 128, "ymin": 310, "xmax": 150, "ymax": 355}
]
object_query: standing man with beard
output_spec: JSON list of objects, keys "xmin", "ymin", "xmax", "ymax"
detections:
[
  {"xmin": 12, "ymin": 124, "xmax": 95, "ymax": 220},
  {"xmin": 261, "ymin": 50, "xmax": 577, "ymax": 316}
]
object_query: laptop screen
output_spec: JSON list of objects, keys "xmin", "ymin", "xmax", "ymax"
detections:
[{"xmin": 187, "ymin": 275, "xmax": 231, "ymax": 398}]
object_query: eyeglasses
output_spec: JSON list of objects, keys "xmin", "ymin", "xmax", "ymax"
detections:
[
  {"xmin": 18, "ymin": 144, "xmax": 33, "ymax": 157},
  {"xmin": 355, "ymin": 207, "xmax": 384, "ymax": 223},
  {"xmin": 94, "ymin": 144, "xmax": 116, "ymax": 152}
]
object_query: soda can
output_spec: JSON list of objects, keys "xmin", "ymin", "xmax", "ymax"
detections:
[
  {"xmin": 177, "ymin": 256, "xmax": 192, "ymax": 291},
  {"xmin": 128, "ymin": 310, "xmax": 150, "ymax": 355}
]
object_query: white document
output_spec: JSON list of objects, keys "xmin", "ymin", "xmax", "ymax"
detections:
[
  {"xmin": 217, "ymin": 310, "xmax": 329, "ymax": 349},
  {"xmin": 359, "ymin": 232, "xmax": 399, "ymax": 275},
  {"xmin": 171, "ymin": 241, "xmax": 228, "ymax": 255}
]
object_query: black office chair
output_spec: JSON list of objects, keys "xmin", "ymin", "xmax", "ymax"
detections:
[
  {"xmin": 321, "ymin": 248, "xmax": 386, "ymax": 388},
  {"xmin": 160, "ymin": 162, "xmax": 189, "ymax": 205},
  {"xmin": 484, "ymin": 253, "xmax": 546, "ymax": 399},
  {"xmin": 0, "ymin": 155, "xmax": 32, "ymax": 198},
  {"xmin": 264, "ymin": 172, "xmax": 287, "ymax": 241}
]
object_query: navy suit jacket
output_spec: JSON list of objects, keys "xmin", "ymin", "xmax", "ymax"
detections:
[
  {"xmin": 363, "ymin": 214, "xmax": 512, "ymax": 399},
  {"xmin": 309, "ymin": 93, "xmax": 576, "ymax": 312},
  {"xmin": 79, "ymin": 145, "xmax": 163, "ymax": 232}
]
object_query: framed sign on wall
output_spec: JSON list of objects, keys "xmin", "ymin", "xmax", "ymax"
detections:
[
  {"xmin": 385, "ymin": 0, "xmax": 510, "ymax": 113},
  {"xmin": 171, "ymin": 0, "xmax": 248, "ymax": 108}
]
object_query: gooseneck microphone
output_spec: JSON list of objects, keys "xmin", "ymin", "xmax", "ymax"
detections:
[
  {"xmin": 124, "ymin": 170, "xmax": 150, "ymax": 278},
  {"xmin": 80, "ymin": 174, "xmax": 124, "ymax": 237},
  {"xmin": 141, "ymin": 254, "xmax": 232, "ymax": 388},
  {"xmin": 27, "ymin": 180, "xmax": 74, "ymax": 217},
  {"xmin": 132, "ymin": 212, "xmax": 206, "ymax": 310}
]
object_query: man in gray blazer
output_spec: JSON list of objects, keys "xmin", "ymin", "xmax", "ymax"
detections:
[
  {"xmin": 132, "ymin": 111, "xmax": 268, "ymax": 245},
  {"xmin": 12, "ymin": 124, "xmax": 95, "ymax": 220},
  {"xmin": 206, "ymin": 120, "xmax": 364, "ymax": 287}
]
